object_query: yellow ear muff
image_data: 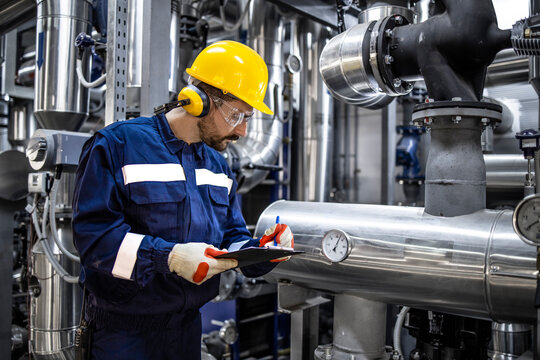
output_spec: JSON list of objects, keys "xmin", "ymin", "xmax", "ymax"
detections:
[{"xmin": 177, "ymin": 85, "xmax": 210, "ymax": 117}]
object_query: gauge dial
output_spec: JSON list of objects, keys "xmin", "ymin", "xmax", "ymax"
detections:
[
  {"xmin": 513, "ymin": 193, "xmax": 540, "ymax": 246},
  {"xmin": 322, "ymin": 229, "xmax": 352, "ymax": 262}
]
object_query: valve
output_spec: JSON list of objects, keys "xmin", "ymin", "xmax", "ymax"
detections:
[{"xmin": 515, "ymin": 129, "xmax": 540, "ymax": 196}]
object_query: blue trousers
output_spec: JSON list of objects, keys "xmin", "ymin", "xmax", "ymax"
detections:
[{"xmin": 89, "ymin": 310, "xmax": 202, "ymax": 360}]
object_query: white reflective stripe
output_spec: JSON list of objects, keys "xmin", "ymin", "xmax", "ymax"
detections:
[
  {"xmin": 122, "ymin": 164, "xmax": 186, "ymax": 185},
  {"xmin": 111, "ymin": 232, "xmax": 145, "ymax": 280},
  {"xmin": 228, "ymin": 240, "xmax": 250, "ymax": 252},
  {"xmin": 195, "ymin": 169, "xmax": 233, "ymax": 194}
]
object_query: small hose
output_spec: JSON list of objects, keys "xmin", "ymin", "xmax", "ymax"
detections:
[
  {"xmin": 49, "ymin": 178, "xmax": 80, "ymax": 262},
  {"xmin": 30, "ymin": 195, "xmax": 79, "ymax": 284},
  {"xmin": 76, "ymin": 58, "xmax": 106, "ymax": 88},
  {"xmin": 219, "ymin": 0, "xmax": 252, "ymax": 32},
  {"xmin": 393, "ymin": 306, "xmax": 410, "ymax": 358}
]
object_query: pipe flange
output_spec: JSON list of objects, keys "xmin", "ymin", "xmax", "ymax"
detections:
[
  {"xmin": 358, "ymin": 6, "xmax": 415, "ymax": 25},
  {"xmin": 369, "ymin": 15, "xmax": 414, "ymax": 96},
  {"xmin": 411, "ymin": 100, "xmax": 503, "ymax": 128}
]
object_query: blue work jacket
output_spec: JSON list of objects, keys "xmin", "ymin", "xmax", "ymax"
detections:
[{"xmin": 72, "ymin": 113, "xmax": 274, "ymax": 318}]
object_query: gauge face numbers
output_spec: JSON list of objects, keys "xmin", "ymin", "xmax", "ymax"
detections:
[
  {"xmin": 322, "ymin": 229, "xmax": 352, "ymax": 263},
  {"xmin": 513, "ymin": 194, "xmax": 540, "ymax": 246}
]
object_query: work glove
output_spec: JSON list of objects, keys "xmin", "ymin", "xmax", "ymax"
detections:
[
  {"xmin": 168, "ymin": 243, "xmax": 238, "ymax": 285},
  {"xmin": 259, "ymin": 224, "xmax": 294, "ymax": 262}
]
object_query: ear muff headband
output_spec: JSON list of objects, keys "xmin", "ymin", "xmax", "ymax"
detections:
[{"xmin": 178, "ymin": 84, "xmax": 210, "ymax": 117}]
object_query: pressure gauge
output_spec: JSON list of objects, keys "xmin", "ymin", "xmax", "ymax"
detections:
[
  {"xmin": 513, "ymin": 193, "xmax": 540, "ymax": 246},
  {"xmin": 322, "ymin": 229, "xmax": 352, "ymax": 262}
]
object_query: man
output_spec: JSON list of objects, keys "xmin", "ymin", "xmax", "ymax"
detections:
[{"xmin": 72, "ymin": 40, "xmax": 293, "ymax": 360}]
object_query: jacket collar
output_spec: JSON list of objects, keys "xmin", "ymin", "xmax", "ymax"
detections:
[{"xmin": 155, "ymin": 113, "xmax": 205, "ymax": 160}]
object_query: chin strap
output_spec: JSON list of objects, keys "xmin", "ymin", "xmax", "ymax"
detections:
[{"xmin": 153, "ymin": 99, "xmax": 191, "ymax": 115}]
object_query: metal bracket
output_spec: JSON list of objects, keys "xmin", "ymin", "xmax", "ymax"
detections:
[{"xmin": 105, "ymin": 0, "xmax": 128, "ymax": 125}]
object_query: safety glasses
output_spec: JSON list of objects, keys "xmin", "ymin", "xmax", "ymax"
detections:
[{"xmin": 211, "ymin": 96, "xmax": 254, "ymax": 128}]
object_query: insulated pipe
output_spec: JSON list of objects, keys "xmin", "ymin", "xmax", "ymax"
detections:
[
  {"xmin": 256, "ymin": 201, "xmax": 536, "ymax": 324},
  {"xmin": 291, "ymin": 19, "xmax": 333, "ymax": 202},
  {"xmin": 485, "ymin": 154, "xmax": 531, "ymax": 189},
  {"xmin": 225, "ymin": 0, "xmax": 283, "ymax": 193},
  {"xmin": 486, "ymin": 49, "xmax": 529, "ymax": 87},
  {"xmin": 34, "ymin": 0, "xmax": 92, "ymax": 131},
  {"xmin": 0, "ymin": 0, "xmax": 35, "ymax": 35}
]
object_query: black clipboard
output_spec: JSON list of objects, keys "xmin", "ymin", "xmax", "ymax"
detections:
[{"xmin": 214, "ymin": 247, "xmax": 304, "ymax": 267}]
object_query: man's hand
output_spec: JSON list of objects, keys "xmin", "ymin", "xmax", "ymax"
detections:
[
  {"xmin": 168, "ymin": 243, "xmax": 238, "ymax": 284},
  {"xmin": 259, "ymin": 224, "xmax": 294, "ymax": 262}
]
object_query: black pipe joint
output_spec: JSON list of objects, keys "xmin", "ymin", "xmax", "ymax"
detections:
[{"xmin": 385, "ymin": 0, "xmax": 511, "ymax": 101}]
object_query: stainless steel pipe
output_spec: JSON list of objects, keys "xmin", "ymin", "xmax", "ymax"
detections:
[
  {"xmin": 34, "ymin": 0, "xmax": 92, "ymax": 131},
  {"xmin": 319, "ymin": 22, "xmax": 393, "ymax": 109},
  {"xmin": 292, "ymin": 19, "xmax": 334, "ymax": 202},
  {"xmin": 226, "ymin": 0, "xmax": 283, "ymax": 193},
  {"xmin": 30, "ymin": 219, "xmax": 80, "ymax": 359},
  {"xmin": 485, "ymin": 154, "xmax": 530, "ymax": 190},
  {"xmin": 257, "ymin": 201, "xmax": 536, "ymax": 324}
]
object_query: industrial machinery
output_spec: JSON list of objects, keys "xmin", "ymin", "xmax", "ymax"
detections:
[{"xmin": 1, "ymin": 0, "xmax": 540, "ymax": 359}]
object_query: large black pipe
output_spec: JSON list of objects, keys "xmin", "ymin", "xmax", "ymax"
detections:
[{"xmin": 390, "ymin": 0, "xmax": 511, "ymax": 101}]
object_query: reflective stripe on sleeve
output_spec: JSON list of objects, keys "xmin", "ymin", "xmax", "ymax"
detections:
[
  {"xmin": 195, "ymin": 169, "xmax": 233, "ymax": 194},
  {"xmin": 122, "ymin": 164, "xmax": 186, "ymax": 185},
  {"xmin": 111, "ymin": 232, "xmax": 145, "ymax": 280}
]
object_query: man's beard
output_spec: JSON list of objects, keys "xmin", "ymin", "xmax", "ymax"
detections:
[{"xmin": 198, "ymin": 116, "xmax": 239, "ymax": 151}]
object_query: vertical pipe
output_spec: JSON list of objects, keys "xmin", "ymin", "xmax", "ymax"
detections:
[
  {"xmin": 293, "ymin": 19, "xmax": 333, "ymax": 201},
  {"xmin": 332, "ymin": 101, "xmax": 345, "ymax": 202},
  {"xmin": 226, "ymin": 0, "xmax": 284, "ymax": 193},
  {"xmin": 332, "ymin": 295, "xmax": 386, "ymax": 359},
  {"xmin": 354, "ymin": 106, "xmax": 361, "ymax": 203},
  {"xmin": 344, "ymin": 104, "xmax": 351, "ymax": 201},
  {"xmin": 382, "ymin": 101, "xmax": 397, "ymax": 205},
  {"xmin": 34, "ymin": 0, "xmax": 92, "ymax": 131},
  {"xmin": 291, "ymin": 308, "xmax": 319, "ymax": 360},
  {"xmin": 425, "ymin": 117, "xmax": 485, "ymax": 216},
  {"xmin": 168, "ymin": 0, "xmax": 180, "ymax": 96}
]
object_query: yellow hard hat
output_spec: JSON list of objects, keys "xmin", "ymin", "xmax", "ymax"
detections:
[{"xmin": 186, "ymin": 40, "xmax": 273, "ymax": 115}]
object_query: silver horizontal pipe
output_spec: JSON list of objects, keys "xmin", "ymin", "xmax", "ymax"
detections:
[
  {"xmin": 256, "ymin": 201, "xmax": 536, "ymax": 324},
  {"xmin": 0, "ymin": 0, "xmax": 35, "ymax": 34},
  {"xmin": 485, "ymin": 154, "xmax": 530, "ymax": 189},
  {"xmin": 486, "ymin": 49, "xmax": 529, "ymax": 87}
]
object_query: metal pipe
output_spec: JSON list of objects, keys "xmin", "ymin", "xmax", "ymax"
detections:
[
  {"xmin": 294, "ymin": 19, "xmax": 333, "ymax": 202},
  {"xmin": 486, "ymin": 49, "xmax": 529, "ymax": 87},
  {"xmin": 412, "ymin": 103, "xmax": 502, "ymax": 217},
  {"xmin": 382, "ymin": 101, "xmax": 397, "ymax": 205},
  {"xmin": 225, "ymin": 0, "xmax": 283, "ymax": 194},
  {"xmin": 30, "ymin": 219, "xmax": 80, "ymax": 358},
  {"xmin": 485, "ymin": 154, "xmax": 531, "ymax": 189},
  {"xmin": 0, "ymin": 0, "xmax": 35, "ymax": 35},
  {"xmin": 488, "ymin": 323, "xmax": 532, "ymax": 359},
  {"xmin": 535, "ymin": 150, "xmax": 540, "ymax": 194},
  {"xmin": 426, "ymin": 117, "xmax": 485, "ymax": 216},
  {"xmin": 257, "ymin": 201, "xmax": 536, "ymax": 324},
  {"xmin": 34, "ymin": 0, "xmax": 92, "ymax": 131},
  {"xmin": 9, "ymin": 101, "xmax": 37, "ymax": 148},
  {"xmin": 126, "ymin": 0, "xmax": 144, "ymax": 113},
  {"xmin": 168, "ymin": 0, "xmax": 180, "ymax": 96},
  {"xmin": 319, "ymin": 22, "xmax": 394, "ymax": 109},
  {"xmin": 332, "ymin": 295, "xmax": 386, "ymax": 359}
]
